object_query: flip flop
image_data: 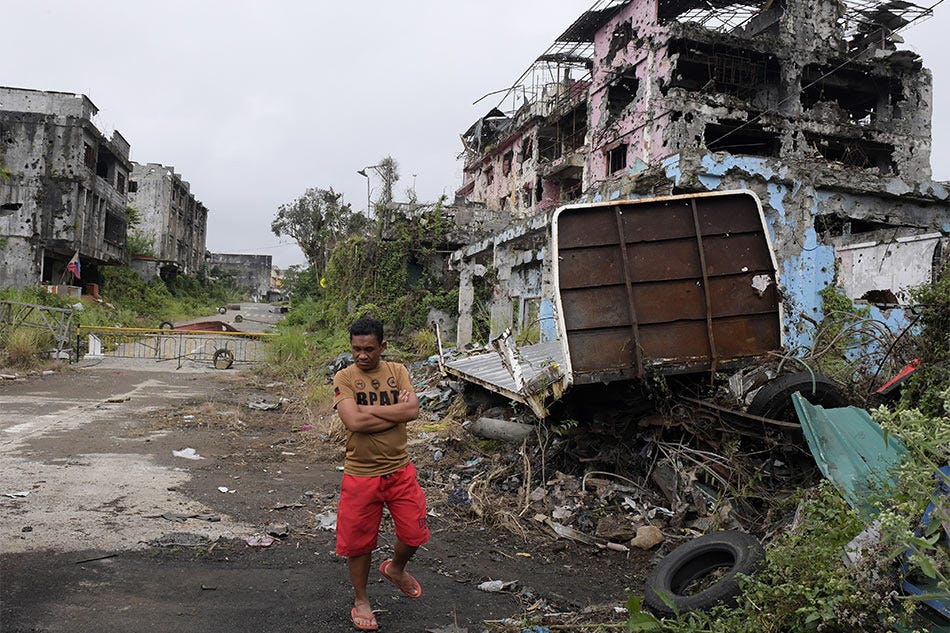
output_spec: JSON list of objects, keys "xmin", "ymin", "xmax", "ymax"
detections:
[
  {"xmin": 379, "ymin": 559, "xmax": 422, "ymax": 598},
  {"xmin": 351, "ymin": 607, "xmax": 378, "ymax": 631}
]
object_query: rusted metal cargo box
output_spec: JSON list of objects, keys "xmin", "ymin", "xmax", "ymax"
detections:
[
  {"xmin": 443, "ymin": 190, "xmax": 783, "ymax": 416},
  {"xmin": 554, "ymin": 189, "xmax": 782, "ymax": 385}
]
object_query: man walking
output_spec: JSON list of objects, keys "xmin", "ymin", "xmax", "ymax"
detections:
[{"xmin": 333, "ymin": 317, "xmax": 429, "ymax": 630}]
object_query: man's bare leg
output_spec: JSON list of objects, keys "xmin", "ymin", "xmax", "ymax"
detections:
[
  {"xmin": 382, "ymin": 539, "xmax": 420, "ymax": 594},
  {"xmin": 348, "ymin": 553, "xmax": 374, "ymax": 618}
]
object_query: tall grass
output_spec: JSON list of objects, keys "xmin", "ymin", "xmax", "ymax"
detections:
[{"xmin": 1, "ymin": 327, "xmax": 53, "ymax": 368}]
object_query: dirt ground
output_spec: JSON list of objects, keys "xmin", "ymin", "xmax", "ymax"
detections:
[{"xmin": 0, "ymin": 358, "xmax": 648, "ymax": 633}]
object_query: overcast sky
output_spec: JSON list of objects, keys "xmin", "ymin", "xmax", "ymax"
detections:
[{"xmin": 6, "ymin": 1, "xmax": 948, "ymax": 268}]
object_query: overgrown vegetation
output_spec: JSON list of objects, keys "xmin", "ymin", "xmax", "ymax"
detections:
[
  {"xmin": 627, "ymin": 269, "xmax": 950, "ymax": 633},
  {"xmin": 900, "ymin": 263, "xmax": 950, "ymax": 416},
  {"xmin": 0, "ymin": 326, "xmax": 54, "ymax": 369},
  {"xmin": 263, "ymin": 190, "xmax": 458, "ymax": 379}
]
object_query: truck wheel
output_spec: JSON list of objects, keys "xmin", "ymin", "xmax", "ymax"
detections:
[
  {"xmin": 218, "ymin": 306, "xmax": 227, "ymax": 314},
  {"xmin": 159, "ymin": 321, "xmax": 174, "ymax": 330},
  {"xmin": 748, "ymin": 372, "xmax": 848, "ymax": 422},
  {"xmin": 644, "ymin": 531, "xmax": 764, "ymax": 617},
  {"xmin": 212, "ymin": 349, "xmax": 234, "ymax": 370}
]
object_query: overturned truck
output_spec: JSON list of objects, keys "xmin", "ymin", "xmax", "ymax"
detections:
[{"xmin": 441, "ymin": 190, "xmax": 787, "ymax": 417}]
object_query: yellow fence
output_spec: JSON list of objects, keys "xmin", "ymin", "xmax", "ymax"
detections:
[{"xmin": 75, "ymin": 326, "xmax": 277, "ymax": 368}]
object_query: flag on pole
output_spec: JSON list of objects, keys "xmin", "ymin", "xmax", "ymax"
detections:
[{"xmin": 66, "ymin": 251, "xmax": 81, "ymax": 279}]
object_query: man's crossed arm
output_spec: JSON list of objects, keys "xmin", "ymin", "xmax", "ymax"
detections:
[{"xmin": 336, "ymin": 390, "xmax": 419, "ymax": 433}]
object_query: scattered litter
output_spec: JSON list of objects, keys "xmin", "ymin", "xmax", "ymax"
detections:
[
  {"xmin": 172, "ymin": 448, "xmax": 204, "ymax": 460},
  {"xmin": 74, "ymin": 553, "xmax": 118, "ymax": 564},
  {"xmin": 201, "ymin": 584, "xmax": 217, "ymax": 591},
  {"xmin": 157, "ymin": 513, "xmax": 220, "ymax": 523},
  {"xmin": 267, "ymin": 523, "xmax": 290, "ymax": 537},
  {"xmin": 516, "ymin": 552, "xmax": 532, "ymax": 558},
  {"xmin": 297, "ymin": 424, "xmax": 313, "ymax": 431},
  {"xmin": 182, "ymin": 415, "xmax": 195, "ymax": 420},
  {"xmin": 1, "ymin": 374, "xmax": 18, "ymax": 380},
  {"xmin": 478, "ymin": 579, "xmax": 517, "ymax": 592},
  {"xmin": 426, "ymin": 626, "xmax": 469, "ymax": 633},
  {"xmin": 280, "ymin": 451, "xmax": 296, "ymax": 456},
  {"xmin": 104, "ymin": 396, "xmax": 131, "ymax": 403},
  {"xmin": 314, "ymin": 511, "xmax": 337, "ymax": 531},
  {"xmin": 335, "ymin": 466, "xmax": 345, "ymax": 472},
  {"xmin": 544, "ymin": 518, "xmax": 602, "ymax": 547},
  {"xmin": 271, "ymin": 502, "xmax": 305, "ymax": 510},
  {"xmin": 3, "ymin": 491, "xmax": 30, "ymax": 498},
  {"xmin": 245, "ymin": 534, "xmax": 275, "ymax": 547},
  {"xmin": 217, "ymin": 486, "xmax": 235, "ymax": 494},
  {"xmin": 21, "ymin": 526, "xmax": 32, "ymax": 533},
  {"xmin": 433, "ymin": 450, "xmax": 443, "ymax": 460},
  {"xmin": 448, "ymin": 488, "xmax": 472, "ymax": 506},
  {"xmin": 247, "ymin": 400, "xmax": 281, "ymax": 411},
  {"xmin": 629, "ymin": 525, "xmax": 665, "ymax": 550},
  {"xmin": 41, "ymin": 370, "xmax": 55, "ymax": 376}
]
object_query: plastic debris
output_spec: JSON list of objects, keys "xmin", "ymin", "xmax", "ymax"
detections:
[
  {"xmin": 247, "ymin": 399, "xmax": 281, "ymax": 411},
  {"xmin": 217, "ymin": 486, "xmax": 234, "ymax": 494},
  {"xmin": 245, "ymin": 534, "xmax": 275, "ymax": 547},
  {"xmin": 448, "ymin": 488, "xmax": 472, "ymax": 506},
  {"xmin": 3, "ymin": 491, "xmax": 30, "ymax": 498},
  {"xmin": 478, "ymin": 579, "xmax": 517, "ymax": 592},
  {"xmin": 172, "ymin": 448, "xmax": 204, "ymax": 460},
  {"xmin": 314, "ymin": 511, "xmax": 337, "ymax": 531}
]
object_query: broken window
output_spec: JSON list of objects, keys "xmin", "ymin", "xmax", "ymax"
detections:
[
  {"xmin": 607, "ymin": 19, "xmax": 633, "ymax": 65},
  {"xmin": 519, "ymin": 136, "xmax": 534, "ymax": 164},
  {"xmin": 502, "ymin": 150, "xmax": 513, "ymax": 176},
  {"xmin": 801, "ymin": 63, "xmax": 903, "ymax": 125},
  {"xmin": 560, "ymin": 177, "xmax": 582, "ymax": 201},
  {"xmin": 805, "ymin": 133, "xmax": 896, "ymax": 173},
  {"xmin": 538, "ymin": 125, "xmax": 560, "ymax": 162},
  {"xmin": 559, "ymin": 104, "xmax": 587, "ymax": 154},
  {"xmin": 608, "ymin": 144, "xmax": 628, "ymax": 173},
  {"xmin": 606, "ymin": 69, "xmax": 640, "ymax": 119},
  {"xmin": 115, "ymin": 172, "xmax": 126, "ymax": 194},
  {"xmin": 128, "ymin": 180, "xmax": 138, "ymax": 193},
  {"xmin": 667, "ymin": 39, "xmax": 779, "ymax": 103},
  {"xmin": 83, "ymin": 143, "xmax": 96, "ymax": 170},
  {"xmin": 95, "ymin": 147, "xmax": 116, "ymax": 180},
  {"xmin": 485, "ymin": 166, "xmax": 494, "ymax": 185},
  {"xmin": 704, "ymin": 119, "xmax": 780, "ymax": 157},
  {"xmin": 521, "ymin": 184, "xmax": 533, "ymax": 209},
  {"xmin": 104, "ymin": 211, "xmax": 126, "ymax": 245}
]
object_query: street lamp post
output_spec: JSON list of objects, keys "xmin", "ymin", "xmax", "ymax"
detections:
[{"xmin": 356, "ymin": 165, "xmax": 383, "ymax": 220}]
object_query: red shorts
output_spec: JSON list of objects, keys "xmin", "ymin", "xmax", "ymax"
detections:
[{"xmin": 336, "ymin": 462, "xmax": 429, "ymax": 557}]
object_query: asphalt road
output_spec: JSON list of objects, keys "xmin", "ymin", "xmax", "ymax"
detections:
[{"xmin": 0, "ymin": 359, "xmax": 639, "ymax": 632}]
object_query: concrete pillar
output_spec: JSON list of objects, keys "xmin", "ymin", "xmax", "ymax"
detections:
[{"xmin": 456, "ymin": 262, "xmax": 475, "ymax": 347}]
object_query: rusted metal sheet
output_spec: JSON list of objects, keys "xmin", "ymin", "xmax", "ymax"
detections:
[{"xmin": 553, "ymin": 190, "xmax": 781, "ymax": 385}]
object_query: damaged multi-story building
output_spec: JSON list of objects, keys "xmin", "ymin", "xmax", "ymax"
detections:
[
  {"xmin": 208, "ymin": 253, "xmax": 272, "ymax": 302},
  {"xmin": 453, "ymin": 0, "xmax": 949, "ymax": 351},
  {"xmin": 0, "ymin": 87, "xmax": 133, "ymax": 290},
  {"xmin": 127, "ymin": 162, "xmax": 209, "ymax": 279}
]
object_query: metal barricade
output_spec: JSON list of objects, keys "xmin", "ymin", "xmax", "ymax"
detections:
[{"xmin": 75, "ymin": 326, "xmax": 276, "ymax": 368}]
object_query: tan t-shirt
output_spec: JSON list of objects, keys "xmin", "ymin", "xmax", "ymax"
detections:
[{"xmin": 332, "ymin": 360, "xmax": 414, "ymax": 476}]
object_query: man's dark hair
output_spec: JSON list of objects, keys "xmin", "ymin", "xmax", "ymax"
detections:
[{"xmin": 349, "ymin": 317, "xmax": 384, "ymax": 343}]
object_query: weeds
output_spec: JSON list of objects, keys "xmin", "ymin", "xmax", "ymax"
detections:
[{"xmin": 1, "ymin": 327, "xmax": 53, "ymax": 368}]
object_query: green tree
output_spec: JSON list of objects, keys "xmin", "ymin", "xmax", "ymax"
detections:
[{"xmin": 271, "ymin": 187, "xmax": 367, "ymax": 272}]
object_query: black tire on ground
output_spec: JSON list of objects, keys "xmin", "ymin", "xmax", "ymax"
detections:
[
  {"xmin": 747, "ymin": 371, "xmax": 848, "ymax": 422},
  {"xmin": 158, "ymin": 321, "xmax": 174, "ymax": 330},
  {"xmin": 233, "ymin": 314, "xmax": 244, "ymax": 323},
  {"xmin": 644, "ymin": 530, "xmax": 765, "ymax": 617},
  {"xmin": 212, "ymin": 349, "xmax": 234, "ymax": 370},
  {"xmin": 217, "ymin": 306, "xmax": 227, "ymax": 314}
]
